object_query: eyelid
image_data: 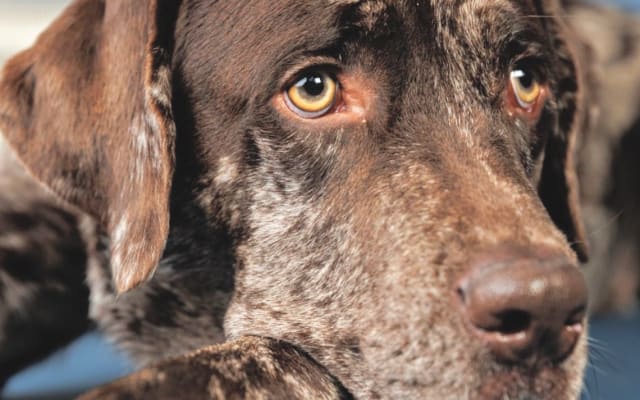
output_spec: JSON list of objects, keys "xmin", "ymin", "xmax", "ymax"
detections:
[
  {"xmin": 510, "ymin": 57, "xmax": 548, "ymax": 83},
  {"xmin": 502, "ymin": 35, "xmax": 550, "ymax": 66},
  {"xmin": 279, "ymin": 56, "xmax": 343, "ymax": 90}
]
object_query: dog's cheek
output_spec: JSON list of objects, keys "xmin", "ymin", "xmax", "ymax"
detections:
[
  {"xmin": 223, "ymin": 165, "xmax": 444, "ymax": 397},
  {"xmin": 221, "ymin": 160, "xmax": 368, "ymax": 364},
  {"xmin": 194, "ymin": 155, "xmax": 246, "ymax": 229}
]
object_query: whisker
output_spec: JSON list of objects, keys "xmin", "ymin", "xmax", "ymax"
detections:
[
  {"xmin": 586, "ymin": 335, "xmax": 623, "ymax": 375},
  {"xmin": 568, "ymin": 209, "xmax": 624, "ymax": 249}
]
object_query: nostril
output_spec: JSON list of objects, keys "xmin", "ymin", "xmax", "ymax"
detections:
[
  {"xmin": 565, "ymin": 305, "xmax": 587, "ymax": 329},
  {"xmin": 495, "ymin": 310, "xmax": 531, "ymax": 335},
  {"xmin": 456, "ymin": 286, "xmax": 466, "ymax": 304}
]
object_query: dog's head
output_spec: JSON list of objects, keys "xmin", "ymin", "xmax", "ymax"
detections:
[{"xmin": 0, "ymin": 0, "xmax": 591, "ymax": 398}]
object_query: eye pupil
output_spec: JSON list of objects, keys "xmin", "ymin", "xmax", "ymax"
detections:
[
  {"xmin": 299, "ymin": 74, "xmax": 325, "ymax": 97},
  {"xmin": 512, "ymin": 69, "xmax": 534, "ymax": 89},
  {"xmin": 518, "ymin": 71, "xmax": 534, "ymax": 89}
]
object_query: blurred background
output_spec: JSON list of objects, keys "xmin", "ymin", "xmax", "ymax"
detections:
[{"xmin": 0, "ymin": 0, "xmax": 639, "ymax": 399}]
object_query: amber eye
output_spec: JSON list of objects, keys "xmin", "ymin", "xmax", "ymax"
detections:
[
  {"xmin": 285, "ymin": 70, "xmax": 338, "ymax": 118},
  {"xmin": 510, "ymin": 68, "xmax": 542, "ymax": 109}
]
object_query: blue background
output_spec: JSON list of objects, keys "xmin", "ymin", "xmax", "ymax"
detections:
[
  {"xmin": 607, "ymin": 0, "xmax": 640, "ymax": 8},
  {"xmin": 1, "ymin": 0, "xmax": 640, "ymax": 399}
]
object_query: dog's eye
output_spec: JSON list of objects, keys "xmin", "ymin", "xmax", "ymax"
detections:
[
  {"xmin": 284, "ymin": 70, "xmax": 339, "ymax": 118},
  {"xmin": 509, "ymin": 68, "xmax": 542, "ymax": 110}
]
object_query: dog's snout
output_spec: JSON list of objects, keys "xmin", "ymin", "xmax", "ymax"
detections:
[{"xmin": 456, "ymin": 250, "xmax": 588, "ymax": 366}]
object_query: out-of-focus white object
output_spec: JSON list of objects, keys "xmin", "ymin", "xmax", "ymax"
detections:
[{"xmin": 0, "ymin": 0, "xmax": 71, "ymax": 65}]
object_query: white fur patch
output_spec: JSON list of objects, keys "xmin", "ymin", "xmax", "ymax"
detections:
[
  {"xmin": 114, "ymin": 239, "xmax": 151, "ymax": 290},
  {"xmin": 147, "ymin": 65, "xmax": 172, "ymax": 109},
  {"xmin": 0, "ymin": 233, "xmax": 28, "ymax": 250},
  {"xmin": 214, "ymin": 156, "xmax": 239, "ymax": 186},
  {"xmin": 108, "ymin": 208, "xmax": 162, "ymax": 292},
  {"xmin": 112, "ymin": 215, "xmax": 130, "ymax": 248},
  {"xmin": 130, "ymin": 113, "xmax": 163, "ymax": 183}
]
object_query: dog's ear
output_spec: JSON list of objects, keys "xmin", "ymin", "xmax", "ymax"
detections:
[
  {"xmin": 537, "ymin": 0, "xmax": 590, "ymax": 262},
  {"xmin": 0, "ymin": 0, "xmax": 180, "ymax": 292}
]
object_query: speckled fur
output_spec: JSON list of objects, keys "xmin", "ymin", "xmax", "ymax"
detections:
[
  {"xmin": 78, "ymin": 336, "xmax": 352, "ymax": 400},
  {"xmin": 0, "ymin": 0, "xmax": 621, "ymax": 399},
  {"xmin": 0, "ymin": 135, "xmax": 89, "ymax": 385}
]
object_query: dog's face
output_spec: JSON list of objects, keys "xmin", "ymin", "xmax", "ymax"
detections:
[{"xmin": 0, "ymin": 0, "xmax": 590, "ymax": 398}]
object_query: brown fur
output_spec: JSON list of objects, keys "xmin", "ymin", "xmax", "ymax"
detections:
[{"xmin": 0, "ymin": 0, "xmax": 610, "ymax": 398}]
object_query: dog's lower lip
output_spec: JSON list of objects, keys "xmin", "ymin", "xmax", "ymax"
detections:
[
  {"xmin": 475, "ymin": 367, "xmax": 563, "ymax": 400},
  {"xmin": 382, "ymin": 372, "xmax": 554, "ymax": 400}
]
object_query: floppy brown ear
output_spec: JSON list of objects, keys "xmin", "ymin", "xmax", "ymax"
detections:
[
  {"xmin": 536, "ymin": 0, "xmax": 590, "ymax": 262},
  {"xmin": 0, "ymin": 0, "xmax": 180, "ymax": 292}
]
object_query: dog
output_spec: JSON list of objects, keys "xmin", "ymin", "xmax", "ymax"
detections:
[
  {"xmin": 78, "ymin": 336, "xmax": 352, "ymax": 400},
  {"xmin": 0, "ymin": 0, "xmax": 611, "ymax": 398},
  {"xmin": 0, "ymin": 134, "xmax": 90, "ymax": 386},
  {"xmin": 569, "ymin": 3, "xmax": 640, "ymax": 315}
]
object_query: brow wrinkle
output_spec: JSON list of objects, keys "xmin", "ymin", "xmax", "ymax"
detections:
[{"xmin": 329, "ymin": 0, "xmax": 362, "ymax": 4}]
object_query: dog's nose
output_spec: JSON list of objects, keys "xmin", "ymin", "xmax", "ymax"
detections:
[{"xmin": 457, "ymin": 251, "xmax": 588, "ymax": 365}]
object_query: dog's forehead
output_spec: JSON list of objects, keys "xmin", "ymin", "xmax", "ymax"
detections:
[
  {"xmin": 337, "ymin": 0, "xmax": 536, "ymax": 21},
  {"xmin": 178, "ymin": 0, "xmax": 547, "ymax": 104},
  {"xmin": 182, "ymin": 0, "xmax": 542, "ymax": 55},
  {"xmin": 198, "ymin": 0, "xmax": 537, "ymax": 30}
]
